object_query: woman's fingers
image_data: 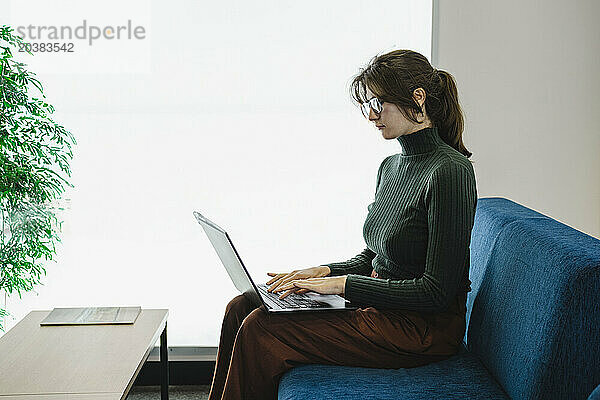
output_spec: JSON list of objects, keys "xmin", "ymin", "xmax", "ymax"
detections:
[
  {"xmin": 275, "ymin": 280, "xmax": 308, "ymax": 297},
  {"xmin": 275, "ymin": 278, "xmax": 334, "ymax": 298},
  {"xmin": 267, "ymin": 274, "xmax": 298, "ymax": 292},
  {"xmin": 279, "ymin": 286, "xmax": 305, "ymax": 299},
  {"xmin": 267, "ymin": 272, "xmax": 294, "ymax": 287},
  {"xmin": 276, "ymin": 283, "xmax": 312, "ymax": 299},
  {"xmin": 267, "ymin": 273, "xmax": 320, "ymax": 297},
  {"xmin": 279, "ymin": 287, "xmax": 311, "ymax": 298},
  {"xmin": 266, "ymin": 271, "xmax": 298, "ymax": 286},
  {"xmin": 278, "ymin": 288, "xmax": 294, "ymax": 299},
  {"xmin": 267, "ymin": 277, "xmax": 289, "ymax": 292},
  {"xmin": 277, "ymin": 278, "xmax": 324, "ymax": 291},
  {"xmin": 273, "ymin": 276, "xmax": 344, "ymax": 298},
  {"xmin": 266, "ymin": 272, "xmax": 284, "ymax": 285}
]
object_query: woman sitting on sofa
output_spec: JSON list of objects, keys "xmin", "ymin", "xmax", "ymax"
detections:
[{"xmin": 208, "ymin": 49, "xmax": 478, "ymax": 400}]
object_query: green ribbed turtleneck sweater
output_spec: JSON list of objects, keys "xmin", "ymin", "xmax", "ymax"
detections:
[{"xmin": 324, "ymin": 126, "xmax": 477, "ymax": 313}]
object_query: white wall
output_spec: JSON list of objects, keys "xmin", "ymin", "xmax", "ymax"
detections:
[
  {"xmin": 432, "ymin": 0, "xmax": 600, "ymax": 239},
  {"xmin": 0, "ymin": 0, "xmax": 433, "ymax": 345}
]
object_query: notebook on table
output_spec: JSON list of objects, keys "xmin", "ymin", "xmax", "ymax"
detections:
[{"xmin": 40, "ymin": 306, "xmax": 141, "ymax": 325}]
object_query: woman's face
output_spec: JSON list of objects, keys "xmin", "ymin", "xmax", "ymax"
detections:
[{"xmin": 364, "ymin": 86, "xmax": 432, "ymax": 140}]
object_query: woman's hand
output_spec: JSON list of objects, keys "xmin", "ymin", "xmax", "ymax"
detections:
[
  {"xmin": 271, "ymin": 276, "xmax": 348, "ymax": 299},
  {"xmin": 266, "ymin": 266, "xmax": 331, "ymax": 297}
]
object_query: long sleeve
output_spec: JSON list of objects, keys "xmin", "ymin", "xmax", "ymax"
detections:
[
  {"xmin": 320, "ymin": 157, "xmax": 389, "ymax": 278},
  {"xmin": 323, "ymin": 248, "xmax": 376, "ymax": 277},
  {"xmin": 343, "ymin": 161, "xmax": 478, "ymax": 313}
]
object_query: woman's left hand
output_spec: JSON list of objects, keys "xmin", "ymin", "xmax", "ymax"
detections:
[{"xmin": 271, "ymin": 276, "xmax": 347, "ymax": 299}]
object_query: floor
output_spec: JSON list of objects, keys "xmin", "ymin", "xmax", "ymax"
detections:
[{"xmin": 127, "ymin": 385, "xmax": 211, "ymax": 400}]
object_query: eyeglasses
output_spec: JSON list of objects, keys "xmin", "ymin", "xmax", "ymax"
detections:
[{"xmin": 361, "ymin": 97, "xmax": 383, "ymax": 119}]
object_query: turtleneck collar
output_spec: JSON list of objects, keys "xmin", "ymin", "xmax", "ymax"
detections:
[{"xmin": 396, "ymin": 126, "xmax": 445, "ymax": 156}]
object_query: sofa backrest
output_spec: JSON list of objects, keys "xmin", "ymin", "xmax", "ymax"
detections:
[{"xmin": 465, "ymin": 197, "xmax": 600, "ymax": 400}]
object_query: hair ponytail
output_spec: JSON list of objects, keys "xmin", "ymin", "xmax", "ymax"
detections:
[{"xmin": 435, "ymin": 70, "xmax": 472, "ymax": 158}]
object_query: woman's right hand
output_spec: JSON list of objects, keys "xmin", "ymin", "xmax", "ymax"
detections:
[{"xmin": 266, "ymin": 266, "xmax": 331, "ymax": 298}]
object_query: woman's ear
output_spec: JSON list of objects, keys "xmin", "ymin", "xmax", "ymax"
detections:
[{"xmin": 412, "ymin": 87, "xmax": 427, "ymax": 109}]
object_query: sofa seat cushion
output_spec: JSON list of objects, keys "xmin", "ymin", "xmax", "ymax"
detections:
[{"xmin": 278, "ymin": 347, "xmax": 509, "ymax": 400}]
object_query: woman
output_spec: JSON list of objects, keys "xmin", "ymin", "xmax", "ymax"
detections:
[{"xmin": 208, "ymin": 49, "xmax": 478, "ymax": 400}]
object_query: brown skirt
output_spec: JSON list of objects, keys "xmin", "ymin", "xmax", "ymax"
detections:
[{"xmin": 209, "ymin": 270, "xmax": 468, "ymax": 400}]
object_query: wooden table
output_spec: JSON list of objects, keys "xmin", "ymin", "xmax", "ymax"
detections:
[{"xmin": 0, "ymin": 309, "xmax": 169, "ymax": 400}]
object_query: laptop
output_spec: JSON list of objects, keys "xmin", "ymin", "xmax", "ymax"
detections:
[{"xmin": 193, "ymin": 211, "xmax": 358, "ymax": 313}]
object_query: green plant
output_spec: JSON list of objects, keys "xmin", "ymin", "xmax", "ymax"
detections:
[{"xmin": 0, "ymin": 25, "xmax": 76, "ymax": 332}]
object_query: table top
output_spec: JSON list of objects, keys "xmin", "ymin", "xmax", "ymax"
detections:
[
  {"xmin": 0, "ymin": 394, "xmax": 121, "ymax": 400},
  {"xmin": 0, "ymin": 309, "xmax": 168, "ymax": 399}
]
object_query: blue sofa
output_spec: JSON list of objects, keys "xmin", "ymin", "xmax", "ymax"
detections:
[{"xmin": 278, "ymin": 197, "xmax": 600, "ymax": 400}]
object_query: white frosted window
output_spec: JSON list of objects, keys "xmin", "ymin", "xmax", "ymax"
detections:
[{"xmin": 1, "ymin": 0, "xmax": 432, "ymax": 346}]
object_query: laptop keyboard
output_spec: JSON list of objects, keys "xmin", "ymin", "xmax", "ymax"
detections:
[{"xmin": 257, "ymin": 284, "xmax": 325, "ymax": 309}]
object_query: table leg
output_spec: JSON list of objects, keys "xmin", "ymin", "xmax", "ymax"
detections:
[{"xmin": 160, "ymin": 321, "xmax": 169, "ymax": 400}]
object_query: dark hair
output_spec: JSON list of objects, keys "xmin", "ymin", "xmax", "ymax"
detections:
[{"xmin": 350, "ymin": 49, "xmax": 473, "ymax": 159}]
